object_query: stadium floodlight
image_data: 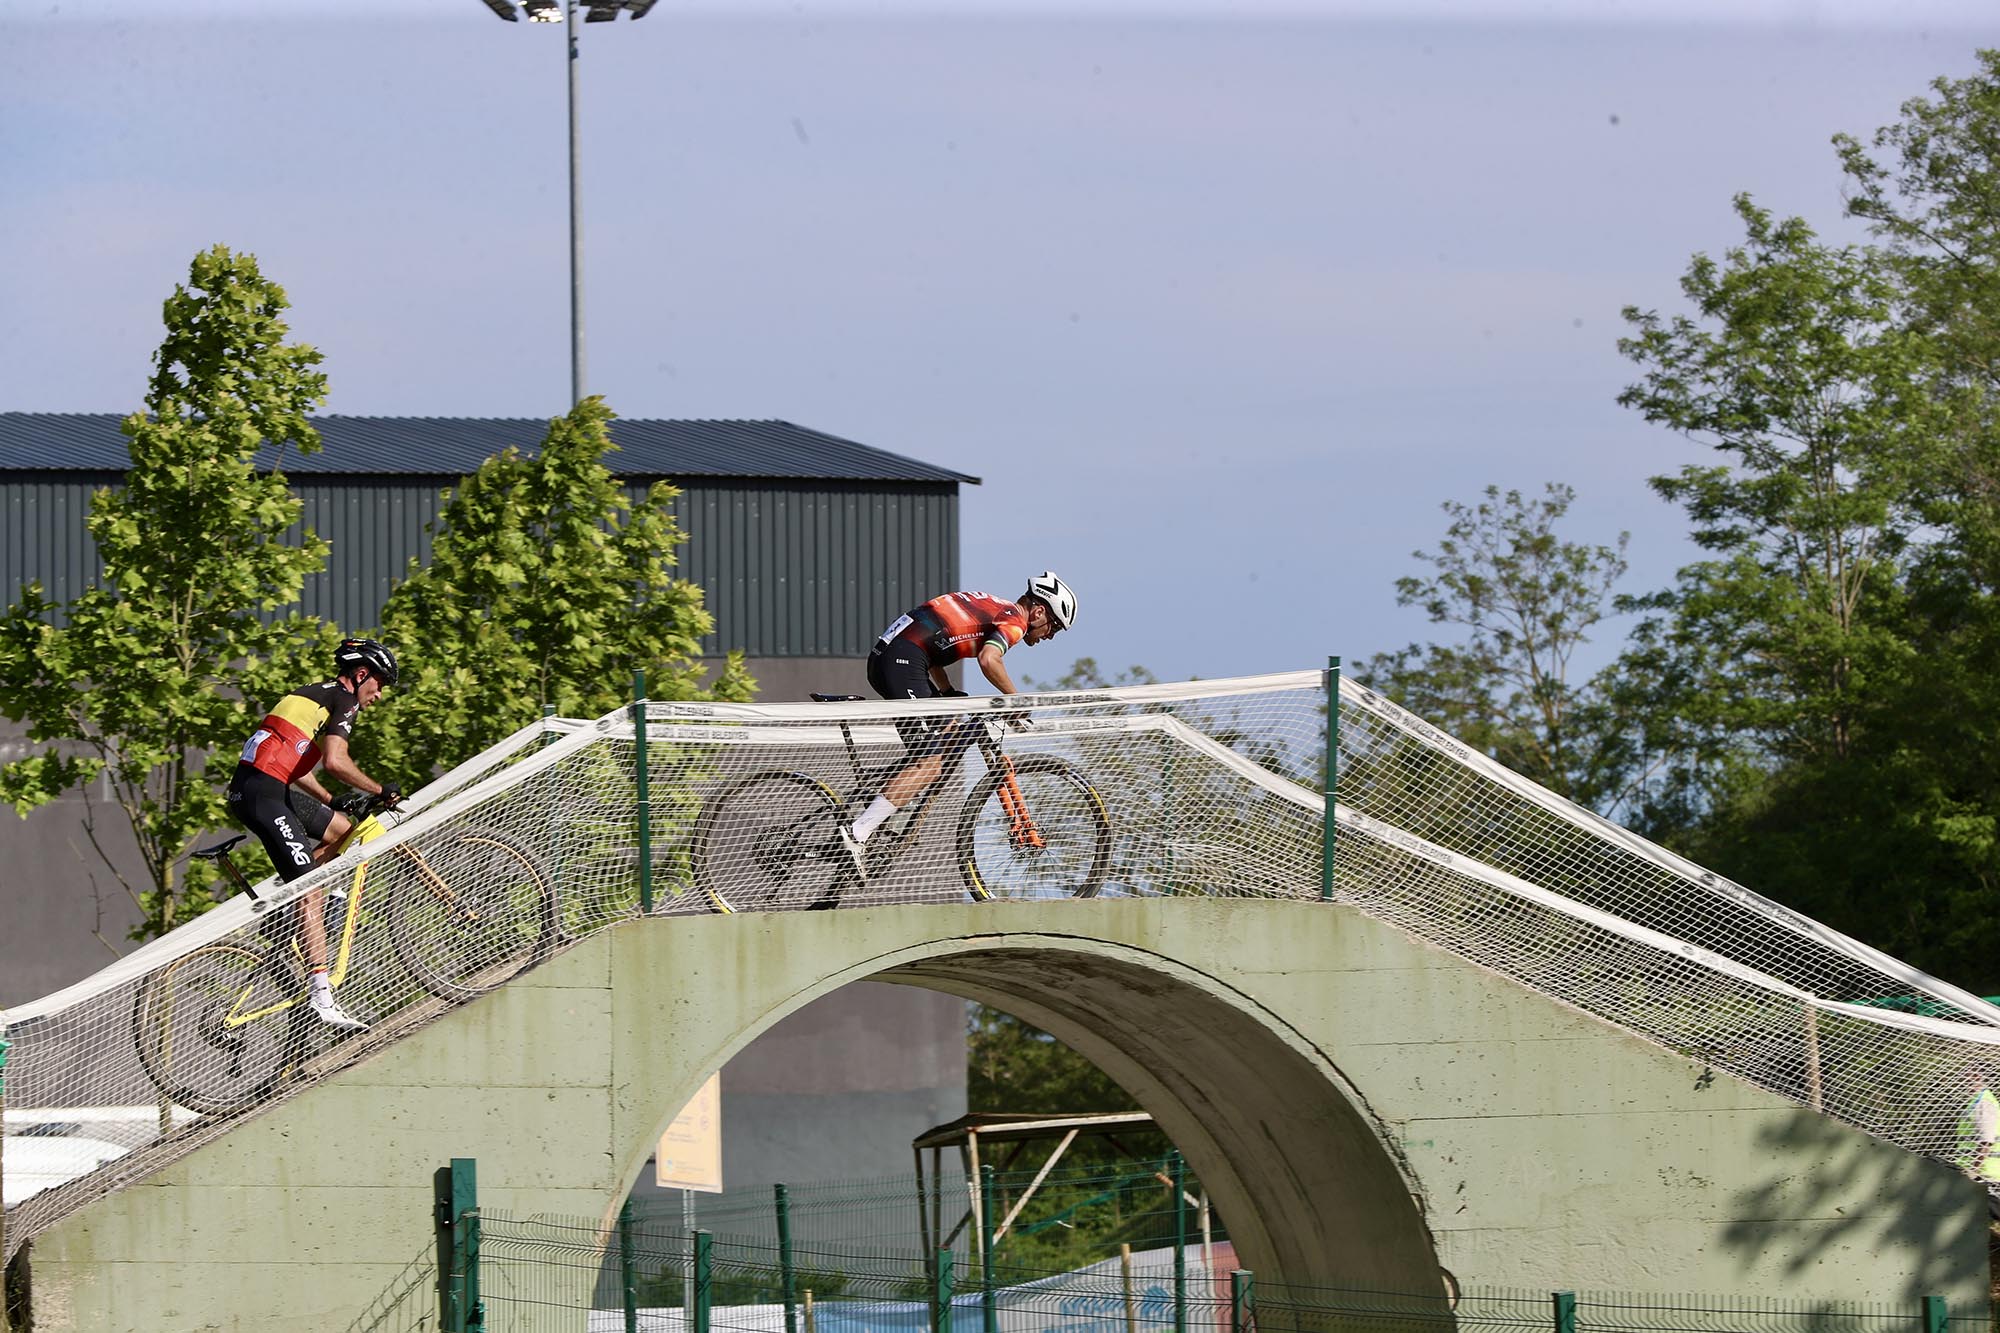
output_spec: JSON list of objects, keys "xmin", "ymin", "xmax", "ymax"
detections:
[
  {"xmin": 478, "ymin": 0, "xmax": 656, "ymax": 19},
  {"xmin": 471, "ymin": 0, "xmax": 657, "ymax": 405}
]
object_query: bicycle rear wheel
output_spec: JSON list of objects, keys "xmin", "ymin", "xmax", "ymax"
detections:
[
  {"xmin": 387, "ymin": 829, "xmax": 555, "ymax": 1003},
  {"xmin": 958, "ymin": 754, "xmax": 1112, "ymax": 900},
  {"xmin": 132, "ymin": 942, "xmax": 303, "ymax": 1115},
  {"xmin": 693, "ymin": 771, "xmax": 846, "ymax": 912}
]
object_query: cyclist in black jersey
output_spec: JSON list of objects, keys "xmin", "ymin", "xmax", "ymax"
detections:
[{"xmin": 226, "ymin": 638, "xmax": 401, "ymax": 1031}]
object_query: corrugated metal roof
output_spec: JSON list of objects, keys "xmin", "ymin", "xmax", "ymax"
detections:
[{"xmin": 0, "ymin": 413, "xmax": 980, "ymax": 486}]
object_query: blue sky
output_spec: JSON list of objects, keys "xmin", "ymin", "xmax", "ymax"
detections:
[{"xmin": 3, "ymin": 1, "xmax": 1995, "ymax": 687}]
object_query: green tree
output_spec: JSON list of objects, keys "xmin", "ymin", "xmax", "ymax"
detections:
[
  {"xmin": 1358, "ymin": 483, "xmax": 1630, "ymax": 807},
  {"xmin": 1837, "ymin": 50, "xmax": 2000, "ymax": 488},
  {"xmin": 0, "ymin": 246, "xmax": 336, "ymax": 940},
  {"xmin": 1613, "ymin": 194, "xmax": 1942, "ymax": 777},
  {"xmin": 968, "ymin": 1005, "xmax": 1140, "ymax": 1118},
  {"xmin": 1610, "ymin": 186, "xmax": 2000, "ymax": 983},
  {"xmin": 356, "ymin": 396, "xmax": 753, "ymax": 778}
]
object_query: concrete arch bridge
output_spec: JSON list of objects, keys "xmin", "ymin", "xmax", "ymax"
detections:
[{"xmin": 2, "ymin": 670, "xmax": 1993, "ymax": 1330}]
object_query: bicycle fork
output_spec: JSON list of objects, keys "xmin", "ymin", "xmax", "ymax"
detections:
[{"xmin": 994, "ymin": 755, "xmax": 1047, "ymax": 852}]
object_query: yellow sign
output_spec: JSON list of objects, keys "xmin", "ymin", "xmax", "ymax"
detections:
[{"xmin": 655, "ymin": 1072, "xmax": 723, "ymax": 1192}]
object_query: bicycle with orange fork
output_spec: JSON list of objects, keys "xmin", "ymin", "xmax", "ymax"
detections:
[{"xmin": 692, "ymin": 695, "xmax": 1111, "ymax": 911}]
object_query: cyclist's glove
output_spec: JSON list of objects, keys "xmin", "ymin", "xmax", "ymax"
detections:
[
  {"xmin": 330, "ymin": 790, "xmax": 373, "ymax": 819},
  {"xmin": 377, "ymin": 784, "xmax": 404, "ymax": 810},
  {"xmin": 1003, "ymin": 710, "xmax": 1035, "ymax": 731}
]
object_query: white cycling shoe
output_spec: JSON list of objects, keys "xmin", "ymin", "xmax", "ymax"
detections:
[
  {"xmin": 835, "ymin": 824, "xmax": 869, "ymax": 883},
  {"xmin": 310, "ymin": 992, "xmax": 370, "ymax": 1032}
]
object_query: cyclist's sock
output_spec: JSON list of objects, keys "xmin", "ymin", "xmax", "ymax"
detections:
[
  {"xmin": 309, "ymin": 968, "xmax": 333, "ymax": 1004},
  {"xmin": 851, "ymin": 796, "xmax": 898, "ymax": 842}
]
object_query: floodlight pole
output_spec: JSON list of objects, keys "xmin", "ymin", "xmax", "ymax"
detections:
[{"xmin": 565, "ymin": 0, "xmax": 585, "ymax": 405}]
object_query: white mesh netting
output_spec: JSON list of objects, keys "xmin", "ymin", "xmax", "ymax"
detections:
[{"xmin": 5, "ymin": 667, "xmax": 1999, "ymax": 1264}]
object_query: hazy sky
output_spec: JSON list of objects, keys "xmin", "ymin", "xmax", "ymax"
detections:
[{"xmin": 3, "ymin": 1, "xmax": 1995, "ymax": 687}]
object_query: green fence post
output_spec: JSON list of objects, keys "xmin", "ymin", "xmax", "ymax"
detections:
[
  {"xmin": 620, "ymin": 1198, "xmax": 639, "ymax": 1333},
  {"xmin": 541, "ymin": 701, "xmax": 557, "ymax": 749},
  {"xmin": 1230, "ymin": 1270, "xmax": 1254, "ymax": 1333},
  {"xmin": 1553, "ymin": 1291, "xmax": 1576, "ymax": 1333},
  {"xmin": 1322, "ymin": 655, "xmax": 1340, "ymax": 900},
  {"xmin": 693, "ymin": 1229, "xmax": 713, "ymax": 1333},
  {"xmin": 633, "ymin": 670, "xmax": 653, "ymax": 914},
  {"xmin": 776, "ymin": 1183, "xmax": 798, "ymax": 1333},
  {"xmin": 1924, "ymin": 1296, "xmax": 1948, "ymax": 1333},
  {"xmin": 980, "ymin": 1163, "xmax": 999, "ymax": 1333},
  {"xmin": 1170, "ymin": 1150, "xmax": 1187, "ymax": 1333},
  {"xmin": 933, "ymin": 1247, "xmax": 955, "ymax": 1333},
  {"xmin": 435, "ymin": 1159, "xmax": 483, "ymax": 1333}
]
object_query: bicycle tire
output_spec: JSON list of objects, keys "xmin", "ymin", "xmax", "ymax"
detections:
[
  {"xmin": 958, "ymin": 754, "xmax": 1112, "ymax": 901},
  {"xmin": 693, "ymin": 771, "xmax": 846, "ymax": 913},
  {"xmin": 386, "ymin": 827, "xmax": 556, "ymax": 1003},
  {"xmin": 131, "ymin": 941, "xmax": 306, "ymax": 1115}
]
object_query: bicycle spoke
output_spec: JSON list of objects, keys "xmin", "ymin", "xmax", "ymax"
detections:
[
  {"xmin": 389, "ymin": 831, "xmax": 553, "ymax": 1002},
  {"xmin": 960, "ymin": 756, "xmax": 1111, "ymax": 901},
  {"xmin": 696, "ymin": 773, "xmax": 845, "ymax": 912},
  {"xmin": 133, "ymin": 944, "xmax": 298, "ymax": 1114}
]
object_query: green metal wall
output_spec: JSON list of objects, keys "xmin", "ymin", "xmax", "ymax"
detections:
[{"xmin": 0, "ymin": 472, "xmax": 959, "ymax": 658}]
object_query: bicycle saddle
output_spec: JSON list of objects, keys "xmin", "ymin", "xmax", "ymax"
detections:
[
  {"xmin": 809, "ymin": 692, "xmax": 866, "ymax": 703},
  {"xmin": 191, "ymin": 834, "xmax": 250, "ymax": 861}
]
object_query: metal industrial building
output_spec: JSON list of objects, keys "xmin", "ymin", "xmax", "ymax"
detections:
[{"xmin": 0, "ymin": 410, "xmax": 978, "ymax": 1188}]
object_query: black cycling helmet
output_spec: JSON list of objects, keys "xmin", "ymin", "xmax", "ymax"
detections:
[{"xmin": 334, "ymin": 637, "xmax": 399, "ymax": 687}]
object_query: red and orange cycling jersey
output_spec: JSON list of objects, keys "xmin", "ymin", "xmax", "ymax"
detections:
[
  {"xmin": 881, "ymin": 591, "xmax": 1027, "ymax": 668},
  {"xmin": 238, "ymin": 679, "xmax": 360, "ymax": 785}
]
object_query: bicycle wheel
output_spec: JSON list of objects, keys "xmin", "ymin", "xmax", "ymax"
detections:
[
  {"xmin": 386, "ymin": 828, "xmax": 555, "ymax": 1003},
  {"xmin": 693, "ymin": 771, "xmax": 846, "ymax": 912},
  {"xmin": 132, "ymin": 942, "xmax": 304, "ymax": 1115},
  {"xmin": 958, "ymin": 754, "xmax": 1112, "ymax": 901}
]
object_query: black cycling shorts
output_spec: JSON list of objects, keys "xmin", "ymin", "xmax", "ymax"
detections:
[
  {"xmin": 865, "ymin": 642, "xmax": 984, "ymax": 766},
  {"xmin": 867, "ymin": 640, "xmax": 951, "ymax": 758},
  {"xmin": 227, "ymin": 765, "xmax": 325, "ymax": 884}
]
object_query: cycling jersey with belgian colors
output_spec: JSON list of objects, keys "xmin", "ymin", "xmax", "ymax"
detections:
[
  {"xmin": 240, "ymin": 679, "xmax": 360, "ymax": 785},
  {"xmin": 879, "ymin": 592, "xmax": 1027, "ymax": 668}
]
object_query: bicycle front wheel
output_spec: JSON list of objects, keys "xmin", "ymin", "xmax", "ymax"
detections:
[
  {"xmin": 387, "ymin": 829, "xmax": 555, "ymax": 1003},
  {"xmin": 132, "ymin": 942, "xmax": 302, "ymax": 1115},
  {"xmin": 693, "ymin": 771, "xmax": 846, "ymax": 913},
  {"xmin": 958, "ymin": 754, "xmax": 1112, "ymax": 901}
]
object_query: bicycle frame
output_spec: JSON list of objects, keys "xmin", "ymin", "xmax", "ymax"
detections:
[
  {"xmin": 211, "ymin": 810, "xmax": 397, "ymax": 1030},
  {"xmin": 827, "ymin": 709, "xmax": 1047, "ymax": 856}
]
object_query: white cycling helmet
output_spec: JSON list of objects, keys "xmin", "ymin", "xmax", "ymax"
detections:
[{"xmin": 1024, "ymin": 572, "xmax": 1077, "ymax": 631}]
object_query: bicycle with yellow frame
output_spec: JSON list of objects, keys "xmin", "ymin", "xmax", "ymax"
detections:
[{"xmin": 132, "ymin": 796, "xmax": 554, "ymax": 1115}]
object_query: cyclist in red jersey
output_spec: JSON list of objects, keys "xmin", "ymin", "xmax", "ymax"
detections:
[
  {"xmin": 838, "ymin": 573, "xmax": 1077, "ymax": 878},
  {"xmin": 226, "ymin": 637, "xmax": 401, "ymax": 1030}
]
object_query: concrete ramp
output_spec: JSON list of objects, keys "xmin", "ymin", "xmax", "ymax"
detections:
[{"xmin": 24, "ymin": 898, "xmax": 1988, "ymax": 1331}]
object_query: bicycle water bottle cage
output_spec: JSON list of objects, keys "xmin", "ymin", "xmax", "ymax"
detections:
[
  {"xmin": 810, "ymin": 693, "xmax": 866, "ymax": 703},
  {"xmin": 191, "ymin": 834, "xmax": 250, "ymax": 862}
]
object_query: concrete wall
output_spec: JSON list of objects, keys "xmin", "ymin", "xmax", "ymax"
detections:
[{"xmin": 22, "ymin": 898, "xmax": 1988, "ymax": 1331}]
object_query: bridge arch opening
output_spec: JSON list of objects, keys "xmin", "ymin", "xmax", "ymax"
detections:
[{"xmin": 619, "ymin": 928, "xmax": 1445, "ymax": 1299}]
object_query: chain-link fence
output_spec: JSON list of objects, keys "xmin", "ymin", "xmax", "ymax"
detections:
[{"xmin": 352, "ymin": 1160, "xmax": 1985, "ymax": 1333}]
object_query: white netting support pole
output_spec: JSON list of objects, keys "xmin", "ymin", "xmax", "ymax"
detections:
[{"xmin": 1322, "ymin": 656, "xmax": 1339, "ymax": 903}]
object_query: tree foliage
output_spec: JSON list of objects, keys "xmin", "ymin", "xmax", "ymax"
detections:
[
  {"xmin": 1353, "ymin": 55, "xmax": 2000, "ymax": 990},
  {"xmin": 0, "ymin": 245, "xmax": 337, "ymax": 940},
  {"xmin": 1359, "ymin": 484, "xmax": 1629, "ymax": 807},
  {"xmin": 354, "ymin": 397, "xmax": 754, "ymax": 778}
]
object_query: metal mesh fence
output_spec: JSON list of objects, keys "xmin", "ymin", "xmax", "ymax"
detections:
[
  {"xmin": 355, "ymin": 1202, "xmax": 1986, "ymax": 1333},
  {"xmin": 12, "ymin": 668, "xmax": 2000, "ymax": 1268}
]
